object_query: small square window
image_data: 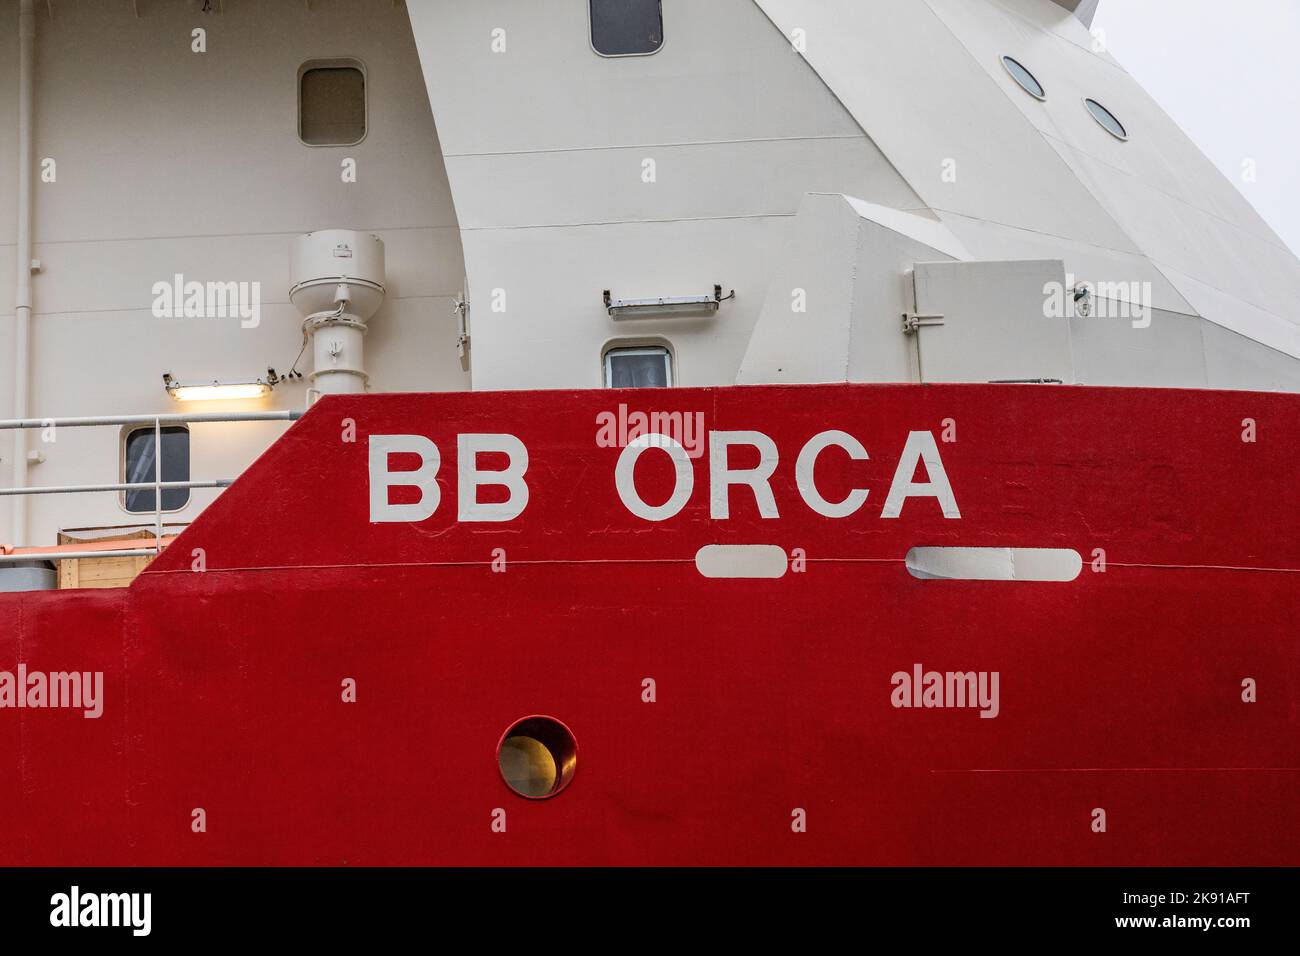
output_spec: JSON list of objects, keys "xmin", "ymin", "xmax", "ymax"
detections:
[
  {"xmin": 589, "ymin": 0, "xmax": 664, "ymax": 57},
  {"xmin": 604, "ymin": 347, "xmax": 673, "ymax": 388},
  {"xmin": 299, "ymin": 59, "xmax": 366, "ymax": 146},
  {"xmin": 122, "ymin": 426, "xmax": 190, "ymax": 513}
]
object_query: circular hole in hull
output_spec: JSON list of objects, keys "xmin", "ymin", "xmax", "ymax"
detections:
[{"xmin": 497, "ymin": 716, "xmax": 578, "ymax": 799}]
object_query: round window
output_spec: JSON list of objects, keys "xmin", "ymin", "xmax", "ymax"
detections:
[
  {"xmin": 497, "ymin": 716, "xmax": 578, "ymax": 799},
  {"xmin": 1085, "ymin": 98, "xmax": 1128, "ymax": 140},
  {"xmin": 1001, "ymin": 56, "xmax": 1045, "ymax": 99}
]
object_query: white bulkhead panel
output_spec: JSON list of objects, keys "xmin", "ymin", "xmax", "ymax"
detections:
[
  {"xmin": 911, "ymin": 259, "xmax": 1075, "ymax": 384},
  {"xmin": 738, "ymin": 194, "xmax": 966, "ymax": 385},
  {"xmin": 407, "ymin": 0, "xmax": 929, "ymax": 390},
  {"xmin": 0, "ymin": 0, "xmax": 470, "ymax": 548},
  {"xmin": 751, "ymin": 0, "xmax": 1300, "ymax": 369}
]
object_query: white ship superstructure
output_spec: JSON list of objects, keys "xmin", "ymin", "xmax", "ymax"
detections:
[{"xmin": 2, "ymin": 0, "xmax": 1298, "ymax": 576}]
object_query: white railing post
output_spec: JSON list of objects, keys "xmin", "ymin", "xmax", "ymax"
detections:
[
  {"xmin": 153, "ymin": 416, "xmax": 163, "ymax": 555},
  {"xmin": 0, "ymin": 410, "xmax": 298, "ymax": 555}
]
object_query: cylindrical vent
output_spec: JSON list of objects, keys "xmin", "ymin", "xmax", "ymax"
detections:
[{"xmin": 288, "ymin": 230, "xmax": 387, "ymax": 397}]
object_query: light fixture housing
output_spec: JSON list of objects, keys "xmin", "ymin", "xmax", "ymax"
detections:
[
  {"xmin": 604, "ymin": 284, "xmax": 734, "ymax": 318},
  {"xmin": 163, "ymin": 373, "xmax": 273, "ymax": 402}
]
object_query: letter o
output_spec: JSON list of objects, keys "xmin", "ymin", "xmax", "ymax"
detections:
[{"xmin": 615, "ymin": 434, "xmax": 694, "ymax": 521}]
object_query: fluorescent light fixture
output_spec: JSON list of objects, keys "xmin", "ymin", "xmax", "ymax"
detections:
[
  {"xmin": 604, "ymin": 285, "xmax": 734, "ymax": 318},
  {"xmin": 168, "ymin": 383, "xmax": 270, "ymax": 402},
  {"xmin": 163, "ymin": 373, "xmax": 272, "ymax": 402}
]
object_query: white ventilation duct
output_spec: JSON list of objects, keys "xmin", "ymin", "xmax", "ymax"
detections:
[{"xmin": 289, "ymin": 230, "xmax": 386, "ymax": 398}]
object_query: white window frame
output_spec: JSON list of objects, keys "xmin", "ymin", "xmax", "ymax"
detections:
[
  {"xmin": 1083, "ymin": 97, "xmax": 1129, "ymax": 142},
  {"xmin": 119, "ymin": 423, "xmax": 191, "ymax": 515},
  {"xmin": 588, "ymin": 0, "xmax": 665, "ymax": 59},
  {"xmin": 603, "ymin": 345, "xmax": 674, "ymax": 388},
  {"xmin": 1000, "ymin": 55, "xmax": 1046, "ymax": 101}
]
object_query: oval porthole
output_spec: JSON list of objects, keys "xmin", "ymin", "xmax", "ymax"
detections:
[
  {"xmin": 497, "ymin": 716, "xmax": 578, "ymax": 799},
  {"xmin": 1001, "ymin": 56, "xmax": 1045, "ymax": 100},
  {"xmin": 1084, "ymin": 98, "xmax": 1128, "ymax": 140}
]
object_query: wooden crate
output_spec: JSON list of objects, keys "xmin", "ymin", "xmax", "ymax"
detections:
[{"xmin": 56, "ymin": 529, "xmax": 159, "ymax": 590}]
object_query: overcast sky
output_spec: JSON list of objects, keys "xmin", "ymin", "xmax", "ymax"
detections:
[{"xmin": 1092, "ymin": 0, "xmax": 1300, "ymax": 256}]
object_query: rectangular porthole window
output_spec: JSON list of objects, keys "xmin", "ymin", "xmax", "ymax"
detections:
[
  {"xmin": 122, "ymin": 426, "xmax": 191, "ymax": 513},
  {"xmin": 298, "ymin": 59, "xmax": 366, "ymax": 146},
  {"xmin": 604, "ymin": 346, "xmax": 673, "ymax": 388},
  {"xmin": 589, "ymin": 0, "xmax": 664, "ymax": 57}
]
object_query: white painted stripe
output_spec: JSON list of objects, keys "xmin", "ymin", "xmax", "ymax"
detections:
[
  {"xmin": 695, "ymin": 545, "xmax": 788, "ymax": 579},
  {"xmin": 905, "ymin": 547, "xmax": 1082, "ymax": 582}
]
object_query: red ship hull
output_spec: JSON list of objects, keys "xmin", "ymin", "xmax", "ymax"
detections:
[{"xmin": 1, "ymin": 383, "xmax": 1297, "ymax": 865}]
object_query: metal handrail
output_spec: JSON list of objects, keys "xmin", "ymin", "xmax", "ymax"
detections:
[
  {"xmin": 0, "ymin": 480, "xmax": 233, "ymax": 496},
  {"xmin": 0, "ymin": 410, "xmax": 301, "ymax": 560},
  {"xmin": 0, "ymin": 549, "xmax": 163, "ymax": 564},
  {"xmin": 0, "ymin": 411, "xmax": 300, "ymax": 429}
]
